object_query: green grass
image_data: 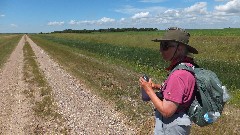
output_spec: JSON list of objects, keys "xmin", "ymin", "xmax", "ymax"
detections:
[
  {"xmin": 31, "ymin": 32, "xmax": 240, "ymax": 103},
  {"xmin": 0, "ymin": 35, "xmax": 22, "ymax": 68},
  {"xmin": 188, "ymin": 28, "xmax": 240, "ymax": 36},
  {"xmin": 29, "ymin": 29, "xmax": 240, "ymax": 134}
]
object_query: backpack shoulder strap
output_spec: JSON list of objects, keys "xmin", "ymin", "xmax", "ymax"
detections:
[{"xmin": 171, "ymin": 63, "xmax": 195, "ymax": 75}]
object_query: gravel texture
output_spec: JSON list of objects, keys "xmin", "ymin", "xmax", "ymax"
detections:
[
  {"xmin": 0, "ymin": 35, "xmax": 137, "ymax": 134},
  {"xmin": 26, "ymin": 36, "xmax": 136, "ymax": 135},
  {"xmin": 0, "ymin": 35, "xmax": 34, "ymax": 134}
]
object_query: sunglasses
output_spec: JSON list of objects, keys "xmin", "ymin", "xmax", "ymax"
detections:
[{"xmin": 160, "ymin": 41, "xmax": 178, "ymax": 51}]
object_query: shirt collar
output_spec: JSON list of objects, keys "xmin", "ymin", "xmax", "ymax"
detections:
[{"xmin": 166, "ymin": 56, "xmax": 194, "ymax": 71}]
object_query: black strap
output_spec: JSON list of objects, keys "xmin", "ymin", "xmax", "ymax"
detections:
[{"xmin": 170, "ymin": 43, "xmax": 180, "ymax": 61}]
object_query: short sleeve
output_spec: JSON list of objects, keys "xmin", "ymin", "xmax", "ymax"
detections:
[{"xmin": 163, "ymin": 70, "xmax": 195, "ymax": 104}]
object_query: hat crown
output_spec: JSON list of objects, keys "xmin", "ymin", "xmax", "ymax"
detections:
[
  {"xmin": 151, "ymin": 27, "xmax": 198, "ymax": 54},
  {"xmin": 163, "ymin": 27, "xmax": 190, "ymax": 45}
]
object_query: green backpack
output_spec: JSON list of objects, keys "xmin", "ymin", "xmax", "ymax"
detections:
[{"xmin": 172, "ymin": 63, "xmax": 230, "ymax": 127}]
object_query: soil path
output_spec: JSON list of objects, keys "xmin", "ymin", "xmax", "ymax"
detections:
[
  {"xmin": 26, "ymin": 36, "xmax": 136, "ymax": 134},
  {"xmin": 0, "ymin": 35, "xmax": 33, "ymax": 134}
]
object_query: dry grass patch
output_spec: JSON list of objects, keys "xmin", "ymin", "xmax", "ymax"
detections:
[{"xmin": 23, "ymin": 41, "xmax": 69, "ymax": 134}]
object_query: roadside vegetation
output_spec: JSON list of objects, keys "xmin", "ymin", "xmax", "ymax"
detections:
[
  {"xmin": 23, "ymin": 41, "xmax": 69, "ymax": 134},
  {"xmin": 0, "ymin": 34, "xmax": 22, "ymax": 68},
  {"xmin": 29, "ymin": 28, "xmax": 240, "ymax": 134}
]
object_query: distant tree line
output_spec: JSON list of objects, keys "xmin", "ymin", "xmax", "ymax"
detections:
[{"xmin": 51, "ymin": 28, "xmax": 158, "ymax": 33}]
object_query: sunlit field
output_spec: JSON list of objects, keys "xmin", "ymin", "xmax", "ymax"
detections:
[
  {"xmin": 30, "ymin": 28, "xmax": 240, "ymax": 134},
  {"xmin": 0, "ymin": 34, "xmax": 22, "ymax": 68}
]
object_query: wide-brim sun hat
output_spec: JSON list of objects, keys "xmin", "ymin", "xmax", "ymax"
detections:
[{"xmin": 152, "ymin": 27, "xmax": 198, "ymax": 54}]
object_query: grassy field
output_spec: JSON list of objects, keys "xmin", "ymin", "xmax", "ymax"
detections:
[
  {"xmin": 0, "ymin": 34, "xmax": 22, "ymax": 68},
  {"xmin": 29, "ymin": 29, "xmax": 240, "ymax": 134}
]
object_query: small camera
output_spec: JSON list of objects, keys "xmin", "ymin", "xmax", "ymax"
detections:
[
  {"xmin": 142, "ymin": 74, "xmax": 149, "ymax": 82},
  {"xmin": 141, "ymin": 74, "xmax": 150, "ymax": 101},
  {"xmin": 155, "ymin": 91, "xmax": 163, "ymax": 100}
]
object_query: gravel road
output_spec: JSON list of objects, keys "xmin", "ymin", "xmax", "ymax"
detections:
[
  {"xmin": 0, "ymin": 35, "xmax": 137, "ymax": 134},
  {"xmin": 0, "ymin": 35, "xmax": 33, "ymax": 134},
  {"xmin": 27, "ymin": 35, "xmax": 136, "ymax": 134}
]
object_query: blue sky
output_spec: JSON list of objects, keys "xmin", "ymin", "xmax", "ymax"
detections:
[{"xmin": 0, "ymin": 0, "xmax": 240, "ymax": 33}]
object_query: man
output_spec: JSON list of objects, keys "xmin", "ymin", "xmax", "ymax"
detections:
[{"xmin": 139, "ymin": 27, "xmax": 199, "ymax": 135}]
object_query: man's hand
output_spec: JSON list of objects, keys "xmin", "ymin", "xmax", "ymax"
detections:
[{"xmin": 139, "ymin": 77, "xmax": 153, "ymax": 94}]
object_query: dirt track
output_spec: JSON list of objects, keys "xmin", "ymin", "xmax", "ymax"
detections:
[
  {"xmin": 0, "ymin": 35, "xmax": 33, "ymax": 134},
  {"xmin": 0, "ymin": 35, "xmax": 136, "ymax": 134}
]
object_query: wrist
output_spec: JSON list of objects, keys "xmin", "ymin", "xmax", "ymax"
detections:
[
  {"xmin": 152, "ymin": 83, "xmax": 159, "ymax": 89},
  {"xmin": 148, "ymin": 90, "xmax": 157, "ymax": 98}
]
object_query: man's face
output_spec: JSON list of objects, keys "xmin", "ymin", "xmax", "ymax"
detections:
[{"xmin": 159, "ymin": 41, "xmax": 178, "ymax": 61}]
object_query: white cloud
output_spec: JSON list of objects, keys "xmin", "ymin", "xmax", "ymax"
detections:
[
  {"xmin": 120, "ymin": 18, "xmax": 126, "ymax": 21},
  {"xmin": 163, "ymin": 9, "xmax": 180, "ymax": 17},
  {"xmin": 70, "ymin": 20, "xmax": 95, "ymax": 25},
  {"xmin": 10, "ymin": 24, "xmax": 18, "ymax": 27},
  {"xmin": 69, "ymin": 17, "xmax": 115, "ymax": 26},
  {"xmin": 62, "ymin": 1, "xmax": 240, "ymax": 30},
  {"xmin": 0, "ymin": 14, "xmax": 5, "ymax": 17},
  {"xmin": 47, "ymin": 21, "xmax": 64, "ymax": 26},
  {"xmin": 215, "ymin": 0, "xmax": 240, "ymax": 14},
  {"xmin": 139, "ymin": 0, "xmax": 165, "ymax": 3},
  {"xmin": 184, "ymin": 2, "xmax": 208, "ymax": 14},
  {"xmin": 123, "ymin": 2, "xmax": 239, "ymax": 29},
  {"xmin": 69, "ymin": 20, "xmax": 78, "ymax": 25},
  {"xmin": 115, "ymin": 5, "xmax": 166, "ymax": 15},
  {"xmin": 99, "ymin": 17, "xmax": 115, "ymax": 23},
  {"xmin": 131, "ymin": 12, "xmax": 150, "ymax": 19}
]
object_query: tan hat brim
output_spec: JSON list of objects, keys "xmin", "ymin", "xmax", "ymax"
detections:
[
  {"xmin": 152, "ymin": 39, "xmax": 198, "ymax": 54},
  {"xmin": 186, "ymin": 45, "xmax": 198, "ymax": 54}
]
